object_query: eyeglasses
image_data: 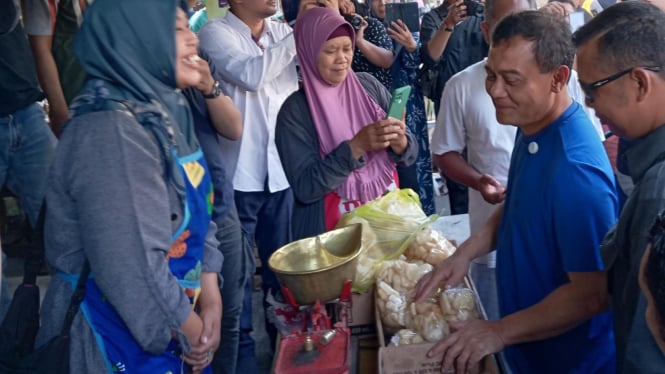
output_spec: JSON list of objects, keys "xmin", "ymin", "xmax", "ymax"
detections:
[{"xmin": 580, "ymin": 66, "xmax": 661, "ymax": 103}]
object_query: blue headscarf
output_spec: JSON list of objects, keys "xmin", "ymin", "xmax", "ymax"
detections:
[
  {"xmin": 74, "ymin": 0, "xmax": 195, "ymax": 143},
  {"xmin": 72, "ymin": 0, "xmax": 198, "ymax": 200}
]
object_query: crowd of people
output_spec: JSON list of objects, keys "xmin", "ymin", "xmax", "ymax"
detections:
[{"xmin": 1, "ymin": 0, "xmax": 665, "ymax": 373}]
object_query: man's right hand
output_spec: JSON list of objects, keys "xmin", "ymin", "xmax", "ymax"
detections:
[
  {"xmin": 443, "ymin": 0, "xmax": 467, "ymax": 30},
  {"xmin": 413, "ymin": 251, "xmax": 471, "ymax": 302},
  {"xmin": 48, "ymin": 105, "xmax": 69, "ymax": 137}
]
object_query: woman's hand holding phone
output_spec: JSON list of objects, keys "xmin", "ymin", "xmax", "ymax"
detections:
[
  {"xmin": 348, "ymin": 118, "xmax": 407, "ymax": 159},
  {"xmin": 387, "ymin": 20, "xmax": 417, "ymax": 53},
  {"xmin": 385, "ymin": 117, "xmax": 408, "ymax": 155}
]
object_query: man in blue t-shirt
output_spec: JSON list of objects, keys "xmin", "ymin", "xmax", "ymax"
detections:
[{"xmin": 414, "ymin": 11, "xmax": 618, "ymax": 374}]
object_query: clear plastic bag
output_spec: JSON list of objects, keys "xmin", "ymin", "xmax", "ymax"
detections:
[
  {"xmin": 375, "ymin": 256, "xmax": 433, "ymax": 294},
  {"xmin": 389, "ymin": 329, "xmax": 425, "ymax": 346},
  {"xmin": 408, "ymin": 300, "xmax": 450, "ymax": 342},
  {"xmin": 336, "ymin": 189, "xmax": 436, "ymax": 292},
  {"xmin": 439, "ymin": 287, "xmax": 480, "ymax": 322},
  {"xmin": 405, "ymin": 226, "xmax": 456, "ymax": 265},
  {"xmin": 376, "ymin": 280, "xmax": 410, "ymax": 329}
]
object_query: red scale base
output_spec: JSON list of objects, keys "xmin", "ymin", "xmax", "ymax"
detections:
[{"xmin": 273, "ymin": 281, "xmax": 354, "ymax": 374}]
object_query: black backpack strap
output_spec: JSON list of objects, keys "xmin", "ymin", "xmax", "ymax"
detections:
[
  {"xmin": 22, "ymin": 203, "xmax": 46, "ymax": 286},
  {"xmin": 59, "ymin": 261, "xmax": 90, "ymax": 336}
]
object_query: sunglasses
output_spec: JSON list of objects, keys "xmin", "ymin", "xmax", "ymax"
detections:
[{"xmin": 580, "ymin": 66, "xmax": 661, "ymax": 103}]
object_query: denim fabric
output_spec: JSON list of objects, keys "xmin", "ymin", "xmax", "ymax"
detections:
[
  {"xmin": 235, "ymin": 186, "xmax": 293, "ymax": 371},
  {"xmin": 237, "ymin": 279, "xmax": 258, "ymax": 374},
  {"xmin": 0, "ymin": 102, "xmax": 55, "ymax": 322},
  {"xmin": 0, "ymin": 103, "xmax": 56, "ymax": 228},
  {"xmin": 211, "ymin": 202, "xmax": 249, "ymax": 374}
]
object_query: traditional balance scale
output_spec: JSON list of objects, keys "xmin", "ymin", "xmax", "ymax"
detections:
[{"xmin": 268, "ymin": 223, "xmax": 363, "ymax": 374}]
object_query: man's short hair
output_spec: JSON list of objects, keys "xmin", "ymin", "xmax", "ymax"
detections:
[
  {"xmin": 572, "ymin": 1, "xmax": 665, "ymax": 79},
  {"xmin": 647, "ymin": 210, "xmax": 665, "ymax": 341},
  {"xmin": 491, "ymin": 10, "xmax": 574, "ymax": 73}
]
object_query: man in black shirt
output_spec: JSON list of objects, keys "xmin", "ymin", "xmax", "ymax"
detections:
[
  {"xmin": 420, "ymin": 2, "xmax": 488, "ymax": 215},
  {"xmin": 420, "ymin": 0, "xmax": 489, "ymax": 116},
  {"xmin": 0, "ymin": 0, "xmax": 57, "ymax": 320}
]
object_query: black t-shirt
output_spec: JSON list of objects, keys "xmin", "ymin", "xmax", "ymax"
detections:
[
  {"xmin": 438, "ymin": 16, "xmax": 488, "ymax": 90},
  {"xmin": 420, "ymin": 14, "xmax": 488, "ymax": 102},
  {"xmin": 0, "ymin": 1, "xmax": 44, "ymax": 116}
]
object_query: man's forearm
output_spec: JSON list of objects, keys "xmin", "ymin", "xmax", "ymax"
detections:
[
  {"xmin": 426, "ymin": 26, "xmax": 454, "ymax": 62},
  {"xmin": 28, "ymin": 35, "xmax": 68, "ymax": 136},
  {"xmin": 496, "ymin": 271, "xmax": 608, "ymax": 345},
  {"xmin": 436, "ymin": 152, "xmax": 483, "ymax": 191},
  {"xmin": 199, "ymin": 29, "xmax": 297, "ymax": 92},
  {"xmin": 206, "ymin": 94, "xmax": 243, "ymax": 140}
]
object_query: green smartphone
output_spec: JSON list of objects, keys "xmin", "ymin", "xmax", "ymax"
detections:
[{"xmin": 387, "ymin": 85, "xmax": 412, "ymax": 120}]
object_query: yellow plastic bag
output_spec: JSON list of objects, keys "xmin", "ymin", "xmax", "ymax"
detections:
[{"xmin": 336, "ymin": 189, "xmax": 437, "ymax": 292}]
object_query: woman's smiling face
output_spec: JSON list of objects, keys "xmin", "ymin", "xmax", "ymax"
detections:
[{"xmin": 175, "ymin": 8, "xmax": 202, "ymax": 89}]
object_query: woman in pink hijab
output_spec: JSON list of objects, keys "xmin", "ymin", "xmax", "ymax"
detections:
[{"xmin": 275, "ymin": 6, "xmax": 418, "ymax": 240}]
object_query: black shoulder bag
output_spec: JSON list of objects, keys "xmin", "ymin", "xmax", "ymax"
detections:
[{"xmin": 0, "ymin": 260, "xmax": 90, "ymax": 374}]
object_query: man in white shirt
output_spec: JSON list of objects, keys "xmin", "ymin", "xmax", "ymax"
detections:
[
  {"xmin": 431, "ymin": 0, "xmax": 604, "ymax": 322},
  {"xmin": 198, "ymin": 0, "xmax": 298, "ymax": 371}
]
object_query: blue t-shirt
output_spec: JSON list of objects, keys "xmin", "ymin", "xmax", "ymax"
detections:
[{"xmin": 496, "ymin": 102, "xmax": 618, "ymax": 374}]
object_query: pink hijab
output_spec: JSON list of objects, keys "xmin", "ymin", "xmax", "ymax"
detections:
[{"xmin": 294, "ymin": 7, "xmax": 396, "ymax": 203}]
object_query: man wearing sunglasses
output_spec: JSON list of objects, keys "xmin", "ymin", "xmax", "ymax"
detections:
[{"xmin": 575, "ymin": 2, "xmax": 665, "ymax": 373}]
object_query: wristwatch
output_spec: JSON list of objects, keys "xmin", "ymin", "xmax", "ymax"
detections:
[
  {"xmin": 203, "ymin": 80, "xmax": 223, "ymax": 99},
  {"xmin": 443, "ymin": 24, "xmax": 454, "ymax": 32}
]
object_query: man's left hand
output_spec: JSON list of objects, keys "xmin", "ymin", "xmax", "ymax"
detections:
[{"xmin": 427, "ymin": 319, "xmax": 505, "ymax": 374}]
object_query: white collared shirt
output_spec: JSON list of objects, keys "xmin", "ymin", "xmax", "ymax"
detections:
[
  {"xmin": 199, "ymin": 12, "xmax": 298, "ymax": 193},
  {"xmin": 431, "ymin": 60, "xmax": 516, "ymax": 267}
]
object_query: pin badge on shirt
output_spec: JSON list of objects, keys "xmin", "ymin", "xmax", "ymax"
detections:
[{"xmin": 528, "ymin": 141, "xmax": 539, "ymax": 154}]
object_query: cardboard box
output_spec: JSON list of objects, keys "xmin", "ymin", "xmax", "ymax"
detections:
[
  {"xmin": 374, "ymin": 279, "xmax": 502, "ymax": 374},
  {"xmin": 335, "ymin": 289, "xmax": 377, "ymax": 337}
]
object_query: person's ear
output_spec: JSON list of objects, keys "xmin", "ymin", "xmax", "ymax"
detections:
[
  {"xmin": 551, "ymin": 65, "xmax": 570, "ymax": 93},
  {"xmin": 632, "ymin": 67, "xmax": 653, "ymax": 103},
  {"xmin": 480, "ymin": 21, "xmax": 490, "ymax": 45}
]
